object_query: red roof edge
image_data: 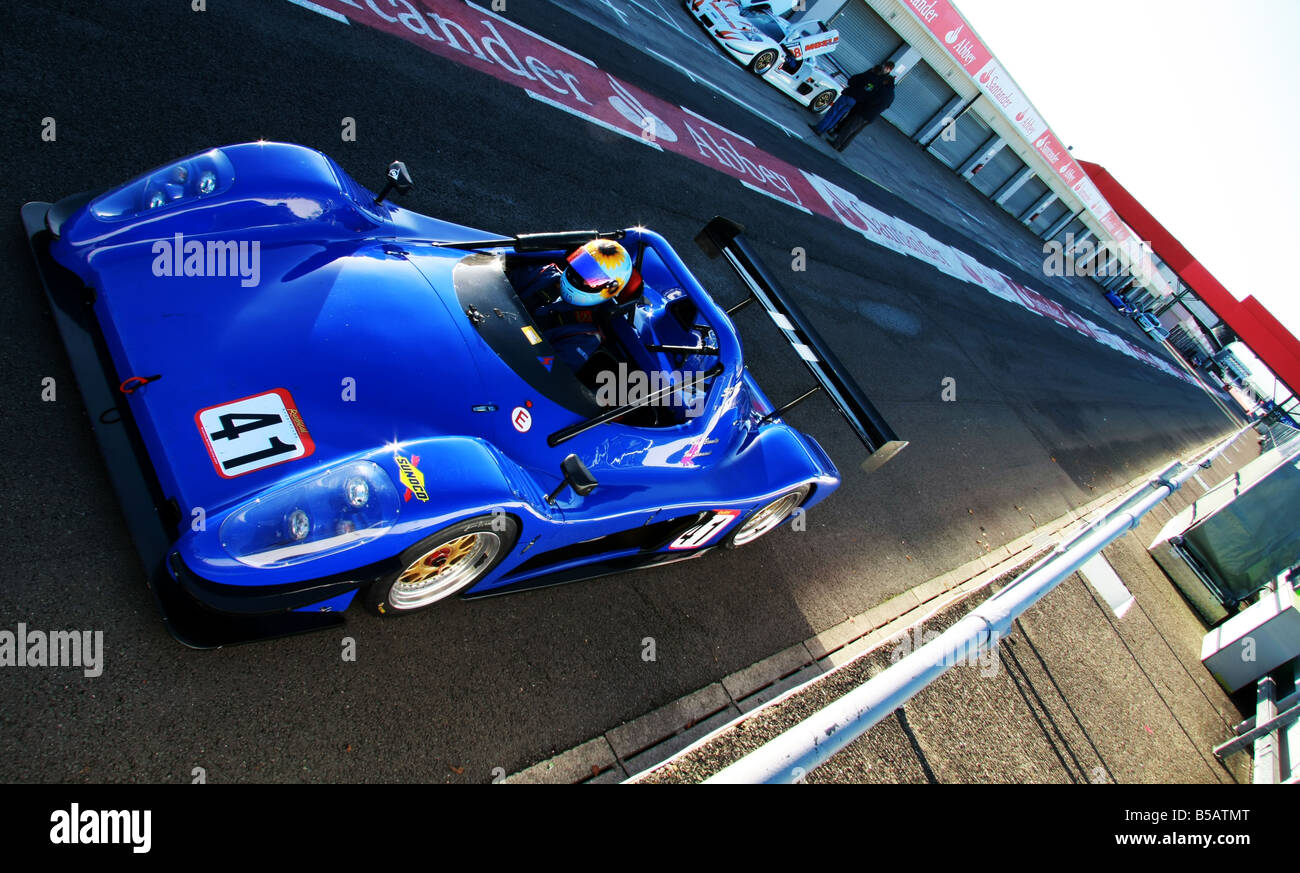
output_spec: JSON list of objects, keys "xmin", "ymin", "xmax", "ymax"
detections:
[{"xmin": 1079, "ymin": 159, "xmax": 1300, "ymax": 397}]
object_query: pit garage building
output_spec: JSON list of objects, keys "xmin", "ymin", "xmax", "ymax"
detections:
[{"xmin": 791, "ymin": 0, "xmax": 1300, "ymax": 406}]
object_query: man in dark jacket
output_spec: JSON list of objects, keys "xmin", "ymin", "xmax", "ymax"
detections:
[
  {"xmin": 829, "ymin": 64, "xmax": 897, "ymax": 152},
  {"xmin": 813, "ymin": 61, "xmax": 893, "ymax": 136}
]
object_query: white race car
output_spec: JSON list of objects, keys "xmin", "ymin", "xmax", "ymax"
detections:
[{"xmin": 687, "ymin": 1, "xmax": 844, "ymax": 112}]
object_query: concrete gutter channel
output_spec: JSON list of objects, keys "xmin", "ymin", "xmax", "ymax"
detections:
[{"xmin": 505, "ymin": 428, "xmax": 1261, "ymax": 784}]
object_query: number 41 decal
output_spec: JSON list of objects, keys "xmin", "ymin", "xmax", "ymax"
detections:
[
  {"xmin": 195, "ymin": 388, "xmax": 315, "ymax": 479},
  {"xmin": 668, "ymin": 510, "xmax": 741, "ymax": 550}
]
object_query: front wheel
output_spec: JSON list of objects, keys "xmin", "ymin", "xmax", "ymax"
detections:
[
  {"xmin": 810, "ymin": 90, "xmax": 836, "ymax": 112},
  {"xmin": 748, "ymin": 49, "xmax": 779, "ymax": 75},
  {"xmin": 724, "ymin": 485, "xmax": 811, "ymax": 549},
  {"xmin": 365, "ymin": 515, "xmax": 518, "ymax": 616}
]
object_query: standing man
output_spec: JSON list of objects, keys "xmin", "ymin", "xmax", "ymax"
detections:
[
  {"xmin": 829, "ymin": 63, "xmax": 898, "ymax": 152},
  {"xmin": 813, "ymin": 61, "xmax": 894, "ymax": 137}
]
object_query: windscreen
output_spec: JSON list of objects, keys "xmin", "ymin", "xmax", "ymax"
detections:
[
  {"xmin": 453, "ymin": 253, "xmax": 602, "ymax": 416},
  {"xmin": 739, "ymin": 7, "xmax": 786, "ymax": 42}
]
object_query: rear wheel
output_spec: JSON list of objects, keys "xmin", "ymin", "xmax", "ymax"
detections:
[
  {"xmin": 365, "ymin": 515, "xmax": 518, "ymax": 616},
  {"xmin": 811, "ymin": 90, "xmax": 836, "ymax": 112},
  {"xmin": 749, "ymin": 49, "xmax": 779, "ymax": 75},
  {"xmin": 724, "ymin": 485, "xmax": 811, "ymax": 549}
]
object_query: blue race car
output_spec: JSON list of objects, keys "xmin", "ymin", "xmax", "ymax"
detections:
[
  {"xmin": 1104, "ymin": 289, "xmax": 1138, "ymax": 315},
  {"xmin": 23, "ymin": 143, "xmax": 904, "ymax": 647}
]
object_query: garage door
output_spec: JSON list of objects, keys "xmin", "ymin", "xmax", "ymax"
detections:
[
  {"xmin": 827, "ymin": 1, "xmax": 904, "ymax": 76},
  {"xmin": 884, "ymin": 60, "xmax": 954, "ymax": 137},
  {"xmin": 1001, "ymin": 174, "xmax": 1048, "ymax": 219},
  {"xmin": 928, "ymin": 107, "xmax": 989, "ymax": 169},
  {"xmin": 1050, "ymin": 217, "xmax": 1088, "ymax": 247},
  {"xmin": 1028, "ymin": 199, "xmax": 1071, "ymax": 236},
  {"xmin": 969, "ymin": 142, "xmax": 1024, "ymax": 197}
]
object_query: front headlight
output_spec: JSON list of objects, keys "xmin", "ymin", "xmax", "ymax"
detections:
[
  {"xmin": 90, "ymin": 148, "xmax": 235, "ymax": 221},
  {"xmin": 219, "ymin": 460, "xmax": 401, "ymax": 568}
]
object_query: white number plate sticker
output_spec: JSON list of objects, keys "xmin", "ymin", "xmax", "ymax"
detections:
[
  {"xmin": 668, "ymin": 510, "xmax": 741, "ymax": 550},
  {"xmin": 195, "ymin": 388, "xmax": 315, "ymax": 479}
]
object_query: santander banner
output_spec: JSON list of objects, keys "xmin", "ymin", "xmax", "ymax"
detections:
[
  {"xmin": 316, "ymin": 0, "xmax": 815, "ymax": 212},
  {"xmin": 901, "ymin": 1, "xmax": 1087, "ymax": 187},
  {"xmin": 904, "ymin": 0, "xmax": 992, "ymax": 73}
]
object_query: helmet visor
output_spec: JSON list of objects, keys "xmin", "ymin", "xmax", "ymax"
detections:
[{"xmin": 565, "ymin": 245, "xmax": 619, "ymax": 295}]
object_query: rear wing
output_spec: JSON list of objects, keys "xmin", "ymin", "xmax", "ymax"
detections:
[{"xmin": 695, "ymin": 217, "xmax": 906, "ymax": 474}]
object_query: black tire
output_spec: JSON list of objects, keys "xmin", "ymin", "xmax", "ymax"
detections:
[
  {"xmin": 811, "ymin": 90, "xmax": 836, "ymax": 112},
  {"xmin": 723, "ymin": 485, "xmax": 811, "ymax": 549},
  {"xmin": 364, "ymin": 514, "xmax": 518, "ymax": 616},
  {"xmin": 748, "ymin": 49, "xmax": 779, "ymax": 75}
]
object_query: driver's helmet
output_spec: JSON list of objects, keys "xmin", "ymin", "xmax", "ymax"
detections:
[{"xmin": 559, "ymin": 239, "xmax": 633, "ymax": 307}]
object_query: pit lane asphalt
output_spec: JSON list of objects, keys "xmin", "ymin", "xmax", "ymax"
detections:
[{"xmin": 0, "ymin": 0, "xmax": 1241, "ymax": 782}]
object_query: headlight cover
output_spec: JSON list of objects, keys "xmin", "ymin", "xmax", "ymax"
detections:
[
  {"xmin": 90, "ymin": 148, "xmax": 235, "ymax": 221},
  {"xmin": 220, "ymin": 460, "xmax": 401, "ymax": 568}
]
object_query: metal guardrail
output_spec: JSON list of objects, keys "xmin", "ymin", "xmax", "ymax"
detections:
[
  {"xmin": 704, "ymin": 423, "xmax": 1255, "ymax": 783},
  {"xmin": 1257, "ymin": 418, "xmax": 1300, "ymax": 452},
  {"xmin": 1215, "ymin": 654, "xmax": 1299, "ymax": 784}
]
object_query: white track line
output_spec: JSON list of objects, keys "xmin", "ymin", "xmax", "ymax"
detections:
[
  {"xmin": 526, "ymin": 90, "xmax": 664, "ymax": 150},
  {"xmin": 629, "ymin": 0, "xmax": 710, "ymax": 50},
  {"xmin": 597, "ymin": 0, "xmax": 631, "ymax": 25},
  {"xmin": 285, "ymin": 0, "xmax": 349, "ymax": 24},
  {"xmin": 643, "ymin": 47, "xmax": 798, "ymax": 138},
  {"xmin": 679, "ymin": 104, "xmax": 754, "ymax": 146},
  {"xmin": 739, "ymin": 180, "xmax": 812, "ymax": 214},
  {"xmin": 630, "ymin": 0, "xmax": 682, "ymax": 32}
]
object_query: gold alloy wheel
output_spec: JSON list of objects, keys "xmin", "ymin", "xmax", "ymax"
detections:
[
  {"xmin": 750, "ymin": 49, "xmax": 779, "ymax": 75},
  {"xmin": 388, "ymin": 531, "xmax": 502, "ymax": 610},
  {"xmin": 730, "ymin": 487, "xmax": 810, "ymax": 547}
]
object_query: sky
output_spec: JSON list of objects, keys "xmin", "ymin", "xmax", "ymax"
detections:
[
  {"xmin": 953, "ymin": 0, "xmax": 1300, "ymax": 344},
  {"xmin": 1230, "ymin": 341, "xmax": 1294, "ymax": 407}
]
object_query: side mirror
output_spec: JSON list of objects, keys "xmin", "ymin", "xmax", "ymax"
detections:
[
  {"xmin": 374, "ymin": 160, "xmax": 413, "ymax": 204},
  {"xmin": 546, "ymin": 454, "xmax": 598, "ymax": 505}
]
